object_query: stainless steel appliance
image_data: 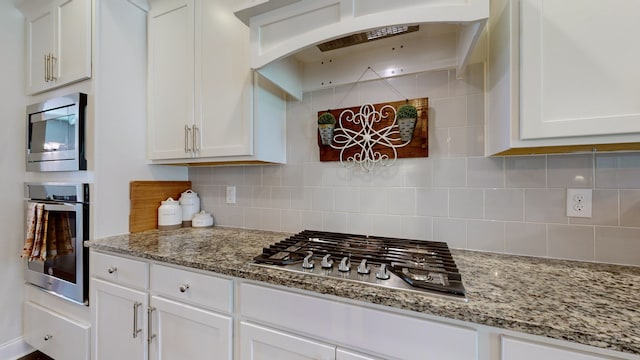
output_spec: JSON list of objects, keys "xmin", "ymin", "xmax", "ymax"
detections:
[
  {"xmin": 26, "ymin": 92, "xmax": 87, "ymax": 172},
  {"xmin": 24, "ymin": 183, "xmax": 90, "ymax": 305},
  {"xmin": 254, "ymin": 230, "xmax": 467, "ymax": 300}
]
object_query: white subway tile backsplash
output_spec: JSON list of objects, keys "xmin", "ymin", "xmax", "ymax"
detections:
[
  {"xmin": 467, "ymin": 220, "xmax": 505, "ymax": 252},
  {"xmin": 467, "ymin": 157, "xmax": 504, "ymax": 188},
  {"xmin": 524, "ymin": 189, "xmax": 566, "ymax": 223},
  {"xmin": 548, "ymin": 224, "xmax": 595, "ymax": 261},
  {"xmin": 311, "ymin": 188, "xmax": 334, "ymax": 211},
  {"xmin": 433, "ymin": 218, "xmax": 466, "ymax": 249},
  {"xmin": 505, "ymin": 222, "xmax": 547, "ymax": 257},
  {"xmin": 595, "ymin": 153, "xmax": 640, "ymax": 189},
  {"xmin": 485, "ymin": 189, "xmax": 524, "ymax": 221},
  {"xmin": 505, "ymin": 156, "xmax": 547, "ymax": 188},
  {"xmin": 595, "ymin": 227, "xmax": 640, "ymax": 265},
  {"xmin": 189, "ymin": 66, "xmax": 640, "ymax": 266},
  {"xmin": 547, "ymin": 154, "xmax": 593, "ymax": 188},
  {"xmin": 433, "ymin": 158, "xmax": 466, "ymax": 187},
  {"xmin": 416, "ymin": 188, "xmax": 449, "ymax": 217},
  {"xmin": 401, "ymin": 216, "xmax": 433, "ymax": 241},
  {"xmin": 449, "ymin": 189, "xmax": 483, "ymax": 219},
  {"xmin": 619, "ymin": 190, "xmax": 640, "ymax": 227}
]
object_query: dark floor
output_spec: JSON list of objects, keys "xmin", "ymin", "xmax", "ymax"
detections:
[{"xmin": 17, "ymin": 351, "xmax": 53, "ymax": 360}]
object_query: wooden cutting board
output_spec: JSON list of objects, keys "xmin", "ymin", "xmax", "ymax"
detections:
[{"xmin": 129, "ymin": 180, "xmax": 192, "ymax": 233}]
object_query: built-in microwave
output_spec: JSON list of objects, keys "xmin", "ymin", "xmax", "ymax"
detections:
[{"xmin": 26, "ymin": 92, "xmax": 87, "ymax": 172}]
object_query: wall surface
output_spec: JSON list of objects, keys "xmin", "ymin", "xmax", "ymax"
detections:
[
  {"xmin": 0, "ymin": 0, "xmax": 28, "ymax": 354},
  {"xmin": 191, "ymin": 63, "xmax": 640, "ymax": 267}
]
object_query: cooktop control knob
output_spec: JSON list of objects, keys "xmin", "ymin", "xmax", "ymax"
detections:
[
  {"xmin": 376, "ymin": 264, "xmax": 390, "ymax": 280},
  {"xmin": 302, "ymin": 252, "xmax": 314, "ymax": 269},
  {"xmin": 357, "ymin": 259, "xmax": 370, "ymax": 274},
  {"xmin": 321, "ymin": 254, "xmax": 333, "ymax": 268},
  {"xmin": 338, "ymin": 257, "xmax": 351, "ymax": 272}
]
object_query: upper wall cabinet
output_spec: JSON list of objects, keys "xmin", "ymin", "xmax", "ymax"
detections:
[
  {"xmin": 147, "ymin": 0, "xmax": 286, "ymax": 165},
  {"xmin": 486, "ymin": 0, "xmax": 640, "ymax": 155},
  {"xmin": 19, "ymin": 0, "xmax": 92, "ymax": 95}
]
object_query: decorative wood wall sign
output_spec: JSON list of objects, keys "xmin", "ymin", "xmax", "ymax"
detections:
[{"xmin": 318, "ymin": 97, "xmax": 428, "ymax": 171}]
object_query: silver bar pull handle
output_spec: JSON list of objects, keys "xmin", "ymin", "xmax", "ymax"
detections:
[
  {"xmin": 44, "ymin": 54, "xmax": 48, "ymax": 82},
  {"xmin": 192, "ymin": 124, "xmax": 198, "ymax": 153},
  {"xmin": 147, "ymin": 307, "xmax": 156, "ymax": 343},
  {"xmin": 132, "ymin": 301, "xmax": 142, "ymax": 338},
  {"xmin": 49, "ymin": 54, "xmax": 57, "ymax": 81},
  {"xmin": 185, "ymin": 125, "xmax": 192, "ymax": 153}
]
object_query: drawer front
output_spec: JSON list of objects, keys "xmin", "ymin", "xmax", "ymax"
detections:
[
  {"xmin": 150, "ymin": 264, "xmax": 233, "ymax": 313},
  {"xmin": 241, "ymin": 283, "xmax": 477, "ymax": 360},
  {"xmin": 90, "ymin": 251, "xmax": 149, "ymax": 289},
  {"xmin": 23, "ymin": 301, "xmax": 90, "ymax": 360}
]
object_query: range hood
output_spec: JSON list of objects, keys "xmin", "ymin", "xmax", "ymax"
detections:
[{"xmin": 234, "ymin": 0, "xmax": 489, "ymax": 99}]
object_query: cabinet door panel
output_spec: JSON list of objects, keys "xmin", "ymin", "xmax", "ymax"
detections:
[
  {"xmin": 240, "ymin": 322, "xmax": 335, "ymax": 360},
  {"xmin": 150, "ymin": 296, "xmax": 232, "ymax": 360},
  {"xmin": 54, "ymin": 0, "xmax": 92, "ymax": 85},
  {"xmin": 502, "ymin": 336, "xmax": 611, "ymax": 360},
  {"xmin": 26, "ymin": 5, "xmax": 53, "ymax": 94},
  {"xmin": 148, "ymin": 0, "xmax": 195, "ymax": 160},
  {"xmin": 336, "ymin": 348, "xmax": 382, "ymax": 360},
  {"xmin": 92, "ymin": 278, "xmax": 148, "ymax": 360},
  {"xmin": 520, "ymin": 0, "xmax": 640, "ymax": 139},
  {"xmin": 196, "ymin": 0, "xmax": 253, "ymax": 158}
]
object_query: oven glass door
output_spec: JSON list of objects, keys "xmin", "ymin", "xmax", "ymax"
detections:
[
  {"xmin": 25, "ymin": 200, "xmax": 85, "ymax": 303},
  {"xmin": 28, "ymin": 105, "xmax": 77, "ymax": 162}
]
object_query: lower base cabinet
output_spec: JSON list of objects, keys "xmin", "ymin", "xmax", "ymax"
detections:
[
  {"xmin": 240, "ymin": 322, "xmax": 335, "ymax": 360},
  {"xmin": 150, "ymin": 296, "xmax": 232, "ymax": 360},
  {"xmin": 502, "ymin": 336, "xmax": 612, "ymax": 360}
]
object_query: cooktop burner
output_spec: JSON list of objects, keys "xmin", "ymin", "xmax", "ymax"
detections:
[{"xmin": 253, "ymin": 230, "xmax": 466, "ymax": 300}]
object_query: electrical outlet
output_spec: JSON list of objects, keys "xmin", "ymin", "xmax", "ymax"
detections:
[
  {"xmin": 226, "ymin": 186, "xmax": 236, "ymax": 204},
  {"xmin": 566, "ymin": 189, "xmax": 592, "ymax": 218}
]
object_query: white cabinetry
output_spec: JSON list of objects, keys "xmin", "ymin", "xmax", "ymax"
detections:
[
  {"xmin": 502, "ymin": 336, "xmax": 612, "ymax": 360},
  {"xmin": 240, "ymin": 282, "xmax": 477, "ymax": 360},
  {"xmin": 147, "ymin": 0, "xmax": 286, "ymax": 165},
  {"xmin": 336, "ymin": 349, "xmax": 382, "ymax": 360},
  {"xmin": 90, "ymin": 251, "xmax": 233, "ymax": 360},
  {"xmin": 486, "ymin": 0, "xmax": 640, "ymax": 155},
  {"xmin": 21, "ymin": 0, "xmax": 91, "ymax": 95},
  {"xmin": 91, "ymin": 252, "xmax": 150, "ymax": 359},
  {"xmin": 240, "ymin": 322, "xmax": 335, "ymax": 360}
]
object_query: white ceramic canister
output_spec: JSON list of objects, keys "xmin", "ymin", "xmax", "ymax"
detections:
[
  {"xmin": 192, "ymin": 210, "xmax": 214, "ymax": 228},
  {"xmin": 179, "ymin": 189, "xmax": 200, "ymax": 226},
  {"xmin": 158, "ymin": 197, "xmax": 182, "ymax": 230}
]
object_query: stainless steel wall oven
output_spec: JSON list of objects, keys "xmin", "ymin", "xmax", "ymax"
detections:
[
  {"xmin": 26, "ymin": 92, "xmax": 87, "ymax": 172},
  {"xmin": 24, "ymin": 183, "xmax": 90, "ymax": 305}
]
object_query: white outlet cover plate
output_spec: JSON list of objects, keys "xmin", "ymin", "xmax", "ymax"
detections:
[
  {"xmin": 566, "ymin": 188, "xmax": 592, "ymax": 218},
  {"xmin": 226, "ymin": 186, "xmax": 236, "ymax": 204}
]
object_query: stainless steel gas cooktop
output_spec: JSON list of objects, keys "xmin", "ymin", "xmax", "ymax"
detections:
[{"xmin": 253, "ymin": 230, "xmax": 466, "ymax": 301}]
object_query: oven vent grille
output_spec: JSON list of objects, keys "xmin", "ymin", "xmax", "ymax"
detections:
[{"xmin": 317, "ymin": 25, "xmax": 419, "ymax": 52}]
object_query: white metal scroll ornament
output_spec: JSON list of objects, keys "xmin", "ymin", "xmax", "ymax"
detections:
[{"xmin": 330, "ymin": 103, "xmax": 410, "ymax": 172}]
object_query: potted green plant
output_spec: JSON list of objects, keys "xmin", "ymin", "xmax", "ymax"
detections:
[
  {"xmin": 396, "ymin": 104, "xmax": 418, "ymax": 142},
  {"xmin": 317, "ymin": 112, "xmax": 336, "ymax": 145}
]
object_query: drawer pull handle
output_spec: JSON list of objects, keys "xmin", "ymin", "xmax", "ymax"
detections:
[
  {"xmin": 44, "ymin": 334, "xmax": 53, "ymax": 341},
  {"xmin": 132, "ymin": 301, "xmax": 142, "ymax": 338},
  {"xmin": 179, "ymin": 284, "xmax": 190, "ymax": 293},
  {"xmin": 107, "ymin": 266, "xmax": 117, "ymax": 274}
]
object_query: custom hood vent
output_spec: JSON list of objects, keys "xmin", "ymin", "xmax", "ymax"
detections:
[
  {"xmin": 234, "ymin": 0, "xmax": 489, "ymax": 99},
  {"xmin": 316, "ymin": 25, "xmax": 420, "ymax": 52}
]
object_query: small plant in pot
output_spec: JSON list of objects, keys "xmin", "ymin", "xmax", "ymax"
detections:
[
  {"xmin": 396, "ymin": 103, "xmax": 418, "ymax": 142},
  {"xmin": 317, "ymin": 112, "xmax": 336, "ymax": 145}
]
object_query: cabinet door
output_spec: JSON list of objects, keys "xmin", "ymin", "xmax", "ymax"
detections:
[
  {"xmin": 502, "ymin": 336, "xmax": 611, "ymax": 360},
  {"xmin": 196, "ymin": 0, "xmax": 253, "ymax": 158},
  {"xmin": 25, "ymin": 4, "xmax": 54, "ymax": 94},
  {"xmin": 520, "ymin": 0, "xmax": 640, "ymax": 140},
  {"xmin": 148, "ymin": 0, "xmax": 195, "ymax": 160},
  {"xmin": 149, "ymin": 296, "xmax": 232, "ymax": 360},
  {"xmin": 53, "ymin": 0, "xmax": 92, "ymax": 87},
  {"xmin": 240, "ymin": 322, "xmax": 335, "ymax": 360},
  {"xmin": 92, "ymin": 278, "xmax": 148, "ymax": 360},
  {"xmin": 336, "ymin": 348, "xmax": 382, "ymax": 360}
]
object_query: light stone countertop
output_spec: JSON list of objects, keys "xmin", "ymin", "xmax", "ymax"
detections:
[{"xmin": 87, "ymin": 226, "xmax": 640, "ymax": 356}]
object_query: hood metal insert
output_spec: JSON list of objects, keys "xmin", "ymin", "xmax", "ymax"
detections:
[{"xmin": 317, "ymin": 25, "xmax": 419, "ymax": 52}]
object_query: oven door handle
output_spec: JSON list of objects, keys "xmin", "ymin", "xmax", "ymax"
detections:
[{"xmin": 28, "ymin": 202, "xmax": 79, "ymax": 212}]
